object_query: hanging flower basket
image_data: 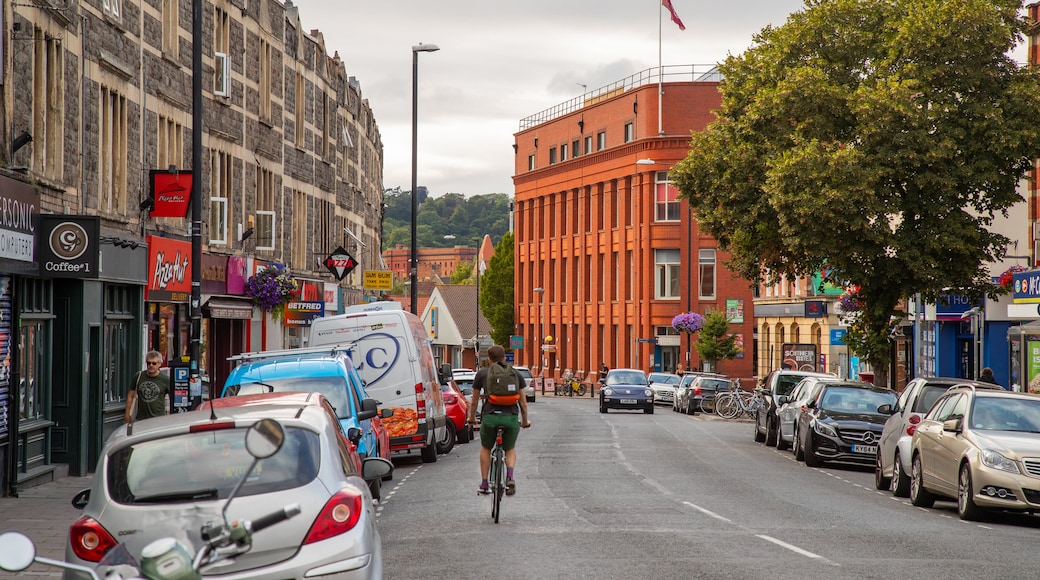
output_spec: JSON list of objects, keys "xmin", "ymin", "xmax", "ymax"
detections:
[
  {"xmin": 671, "ymin": 312, "xmax": 705, "ymax": 334},
  {"xmin": 245, "ymin": 264, "xmax": 298, "ymax": 320},
  {"xmin": 999, "ymin": 265, "xmax": 1027, "ymax": 292},
  {"xmin": 837, "ymin": 286, "xmax": 863, "ymax": 314}
]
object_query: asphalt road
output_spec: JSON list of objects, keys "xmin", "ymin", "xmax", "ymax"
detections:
[{"xmin": 377, "ymin": 397, "xmax": 1040, "ymax": 580}]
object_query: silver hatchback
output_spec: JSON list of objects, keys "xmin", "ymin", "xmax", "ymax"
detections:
[{"xmin": 65, "ymin": 392, "xmax": 390, "ymax": 579}]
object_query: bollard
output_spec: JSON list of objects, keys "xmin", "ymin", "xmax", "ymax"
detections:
[{"xmin": 541, "ymin": 377, "xmax": 545, "ymax": 396}]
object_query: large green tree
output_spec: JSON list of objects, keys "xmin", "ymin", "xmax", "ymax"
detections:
[
  {"xmin": 479, "ymin": 232, "xmax": 515, "ymax": 347},
  {"xmin": 672, "ymin": 0, "xmax": 1040, "ymax": 385}
]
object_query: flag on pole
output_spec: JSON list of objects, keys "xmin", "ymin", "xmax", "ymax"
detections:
[{"xmin": 662, "ymin": 0, "xmax": 685, "ymax": 31}]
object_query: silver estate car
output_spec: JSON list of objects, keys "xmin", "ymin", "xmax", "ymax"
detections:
[{"xmin": 65, "ymin": 391, "xmax": 391, "ymax": 579}]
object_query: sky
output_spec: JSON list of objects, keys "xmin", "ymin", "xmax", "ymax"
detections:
[{"xmin": 293, "ymin": 0, "xmax": 1029, "ymax": 198}]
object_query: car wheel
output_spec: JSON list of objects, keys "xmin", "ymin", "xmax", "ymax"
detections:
[
  {"xmin": 686, "ymin": 401, "xmax": 696, "ymax": 416},
  {"xmin": 793, "ymin": 429, "xmax": 804, "ymax": 461},
  {"xmin": 776, "ymin": 426, "xmax": 789, "ymax": 451},
  {"xmin": 456, "ymin": 422, "xmax": 471, "ymax": 444},
  {"xmin": 892, "ymin": 451, "xmax": 911, "ymax": 497},
  {"xmin": 958, "ymin": 463, "xmax": 983, "ymax": 521},
  {"xmin": 436, "ymin": 422, "xmax": 456, "ymax": 454},
  {"xmin": 645, "ymin": 406, "xmax": 654, "ymax": 414},
  {"xmin": 874, "ymin": 450, "xmax": 891, "ymax": 490},
  {"xmin": 600, "ymin": 404, "xmax": 607, "ymax": 414},
  {"xmin": 804, "ymin": 434, "xmax": 821, "ymax": 467},
  {"xmin": 764, "ymin": 417, "xmax": 778, "ymax": 447},
  {"xmin": 421, "ymin": 440, "xmax": 438, "ymax": 463},
  {"xmin": 528, "ymin": 396, "xmax": 536, "ymax": 403},
  {"xmin": 909, "ymin": 454, "xmax": 935, "ymax": 508}
]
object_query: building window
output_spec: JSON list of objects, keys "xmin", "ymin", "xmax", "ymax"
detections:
[
  {"xmin": 560, "ymin": 143, "xmax": 568, "ymax": 161},
  {"xmin": 256, "ymin": 167, "xmax": 276, "ymax": 251},
  {"xmin": 321, "ymin": 92, "xmax": 332, "ymax": 160},
  {"xmin": 699, "ymin": 248, "xmax": 716, "ymax": 299},
  {"xmin": 572, "ymin": 140, "xmax": 580, "ymax": 158},
  {"xmin": 214, "ymin": 6, "xmax": 229, "ymax": 54},
  {"xmin": 32, "ymin": 27, "xmax": 63, "ymax": 180},
  {"xmin": 18, "ymin": 320, "xmax": 47, "ymax": 421},
  {"xmin": 624, "ymin": 122, "xmax": 634, "ymax": 143},
  {"xmin": 104, "ymin": 285, "xmax": 135, "ymax": 405},
  {"xmin": 295, "ymin": 71, "xmax": 305, "ymax": 148},
  {"xmin": 292, "ymin": 190, "xmax": 307, "ymax": 269},
  {"xmin": 655, "ymin": 171, "xmax": 680, "ymax": 221},
  {"xmin": 157, "ymin": 114, "xmax": 182, "ymax": 171},
  {"xmin": 655, "ymin": 249, "xmax": 681, "ymax": 300},
  {"xmin": 100, "ymin": 86, "xmax": 128, "ymax": 214},
  {"xmin": 163, "ymin": 0, "xmax": 179, "ymax": 56},
  {"xmin": 597, "ymin": 131, "xmax": 606, "ymax": 151},
  {"xmin": 103, "ymin": 0, "xmax": 121, "ymax": 19},
  {"xmin": 318, "ymin": 199, "xmax": 333, "ymax": 256},
  {"xmin": 528, "ymin": 154, "xmax": 535, "ymax": 171},
  {"xmin": 585, "ymin": 135, "xmax": 593, "ymax": 155},
  {"xmin": 549, "ymin": 147, "xmax": 557, "ymax": 165},
  {"xmin": 209, "ymin": 149, "xmax": 231, "ymax": 245},
  {"xmin": 259, "ymin": 39, "xmax": 272, "ymax": 120}
]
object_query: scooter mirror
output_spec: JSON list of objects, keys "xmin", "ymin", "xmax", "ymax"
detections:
[
  {"xmin": 245, "ymin": 418, "xmax": 285, "ymax": 459},
  {"xmin": 0, "ymin": 531, "xmax": 37, "ymax": 571}
]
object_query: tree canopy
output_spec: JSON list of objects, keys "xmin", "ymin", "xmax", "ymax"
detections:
[
  {"xmin": 671, "ymin": 0, "xmax": 1040, "ymax": 382},
  {"xmin": 479, "ymin": 232, "xmax": 515, "ymax": 348},
  {"xmin": 381, "ymin": 190, "xmax": 512, "ymax": 251}
]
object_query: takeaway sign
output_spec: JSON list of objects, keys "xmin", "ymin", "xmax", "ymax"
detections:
[{"xmin": 1013, "ymin": 270, "xmax": 1040, "ymax": 304}]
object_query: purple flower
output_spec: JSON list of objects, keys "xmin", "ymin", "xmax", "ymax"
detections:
[
  {"xmin": 672, "ymin": 312, "xmax": 705, "ymax": 334},
  {"xmin": 245, "ymin": 265, "xmax": 299, "ymax": 312}
]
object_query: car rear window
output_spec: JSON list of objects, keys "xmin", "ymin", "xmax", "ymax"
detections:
[
  {"xmin": 700, "ymin": 379, "xmax": 730, "ymax": 391},
  {"xmin": 225, "ymin": 376, "xmax": 352, "ymax": 418},
  {"xmin": 515, "ymin": 368, "xmax": 533, "ymax": 380},
  {"xmin": 775, "ymin": 375, "xmax": 805, "ymax": 396},
  {"xmin": 913, "ymin": 385, "xmax": 951, "ymax": 414},
  {"xmin": 106, "ymin": 426, "xmax": 320, "ymax": 505}
]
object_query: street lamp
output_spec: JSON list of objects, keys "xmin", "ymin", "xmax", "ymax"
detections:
[
  {"xmin": 534, "ymin": 287, "xmax": 545, "ymax": 394},
  {"xmin": 410, "ymin": 42, "xmax": 439, "ymax": 314}
]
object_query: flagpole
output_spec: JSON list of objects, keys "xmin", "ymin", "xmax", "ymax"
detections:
[{"xmin": 658, "ymin": 0, "xmax": 664, "ymax": 135}]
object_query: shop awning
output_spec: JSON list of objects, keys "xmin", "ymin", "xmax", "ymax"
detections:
[{"xmin": 203, "ymin": 298, "xmax": 254, "ymax": 319}]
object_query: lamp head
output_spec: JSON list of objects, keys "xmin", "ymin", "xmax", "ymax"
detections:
[{"xmin": 412, "ymin": 43, "xmax": 440, "ymax": 53}]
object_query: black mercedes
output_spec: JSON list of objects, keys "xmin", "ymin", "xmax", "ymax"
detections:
[{"xmin": 793, "ymin": 381, "xmax": 897, "ymax": 468}]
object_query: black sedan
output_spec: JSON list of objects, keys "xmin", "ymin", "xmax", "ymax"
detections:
[
  {"xmin": 600, "ymin": 369, "xmax": 654, "ymax": 414},
  {"xmin": 794, "ymin": 381, "xmax": 897, "ymax": 468}
]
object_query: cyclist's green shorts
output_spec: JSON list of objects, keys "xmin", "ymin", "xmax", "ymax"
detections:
[{"xmin": 480, "ymin": 412, "xmax": 520, "ymax": 451}]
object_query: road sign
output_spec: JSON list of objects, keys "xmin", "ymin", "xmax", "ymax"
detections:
[
  {"xmin": 636, "ymin": 338, "xmax": 658, "ymax": 344},
  {"xmin": 505, "ymin": 352, "xmax": 515, "ymax": 363},
  {"xmin": 363, "ymin": 270, "xmax": 393, "ymax": 290},
  {"xmin": 510, "ymin": 335, "xmax": 524, "ymax": 349}
]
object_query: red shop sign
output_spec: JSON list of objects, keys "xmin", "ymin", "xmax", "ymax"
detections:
[{"xmin": 146, "ymin": 236, "xmax": 192, "ymax": 302}]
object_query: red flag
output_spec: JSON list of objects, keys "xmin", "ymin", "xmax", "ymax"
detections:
[{"xmin": 662, "ymin": 0, "xmax": 685, "ymax": 31}]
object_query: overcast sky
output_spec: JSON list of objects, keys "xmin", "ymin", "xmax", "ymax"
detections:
[{"xmin": 293, "ymin": 0, "xmax": 1028, "ymax": 198}]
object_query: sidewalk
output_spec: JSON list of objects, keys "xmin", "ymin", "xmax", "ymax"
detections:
[{"xmin": 0, "ymin": 474, "xmax": 94, "ymax": 575}]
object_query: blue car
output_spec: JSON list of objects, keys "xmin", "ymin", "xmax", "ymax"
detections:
[
  {"xmin": 599, "ymin": 369, "xmax": 654, "ymax": 414},
  {"xmin": 222, "ymin": 348, "xmax": 391, "ymax": 499}
]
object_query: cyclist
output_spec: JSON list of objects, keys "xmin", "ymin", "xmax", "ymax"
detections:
[{"xmin": 468, "ymin": 345, "xmax": 531, "ymax": 496}]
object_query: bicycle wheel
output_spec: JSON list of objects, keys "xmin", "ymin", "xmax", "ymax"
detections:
[
  {"xmin": 716, "ymin": 394, "xmax": 740, "ymax": 419},
  {"xmin": 576, "ymin": 384, "xmax": 588, "ymax": 396},
  {"xmin": 699, "ymin": 396, "xmax": 713, "ymax": 415},
  {"xmin": 491, "ymin": 450, "xmax": 504, "ymax": 523}
]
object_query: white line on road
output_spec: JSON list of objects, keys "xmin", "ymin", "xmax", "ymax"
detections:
[
  {"xmin": 756, "ymin": 534, "xmax": 839, "ymax": 566},
  {"xmin": 681, "ymin": 501, "xmax": 733, "ymax": 523}
]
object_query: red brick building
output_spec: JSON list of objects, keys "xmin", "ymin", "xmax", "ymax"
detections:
[
  {"xmin": 383, "ymin": 245, "xmax": 478, "ymax": 282},
  {"xmin": 512, "ymin": 67, "xmax": 757, "ymax": 384}
]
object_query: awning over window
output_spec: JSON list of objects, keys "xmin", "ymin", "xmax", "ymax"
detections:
[{"xmin": 203, "ymin": 298, "xmax": 254, "ymax": 319}]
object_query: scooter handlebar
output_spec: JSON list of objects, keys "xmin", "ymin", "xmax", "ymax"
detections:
[{"xmin": 250, "ymin": 504, "xmax": 301, "ymax": 534}]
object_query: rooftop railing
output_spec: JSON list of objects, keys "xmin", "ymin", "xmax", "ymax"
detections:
[{"xmin": 519, "ymin": 64, "xmax": 721, "ymax": 130}]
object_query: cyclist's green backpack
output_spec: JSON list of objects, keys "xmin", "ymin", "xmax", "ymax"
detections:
[{"xmin": 486, "ymin": 362, "xmax": 520, "ymax": 405}]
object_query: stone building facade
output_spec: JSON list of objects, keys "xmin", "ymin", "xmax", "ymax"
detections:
[{"xmin": 0, "ymin": 0, "xmax": 383, "ymax": 494}]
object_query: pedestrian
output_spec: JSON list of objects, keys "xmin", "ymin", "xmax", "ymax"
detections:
[
  {"xmin": 125, "ymin": 350, "xmax": 170, "ymax": 423},
  {"xmin": 599, "ymin": 362, "xmax": 609, "ymax": 386},
  {"xmin": 676, "ymin": 363, "xmax": 685, "ymax": 376},
  {"xmin": 978, "ymin": 367, "xmax": 1002, "ymax": 389}
]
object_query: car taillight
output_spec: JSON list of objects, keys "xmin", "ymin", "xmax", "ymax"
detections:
[
  {"xmin": 444, "ymin": 393, "xmax": 457, "ymax": 405},
  {"xmin": 694, "ymin": 387, "xmax": 702, "ymax": 395},
  {"xmin": 415, "ymin": 383, "xmax": 426, "ymax": 420},
  {"xmin": 189, "ymin": 421, "xmax": 237, "ymax": 433},
  {"xmin": 908, "ymin": 414, "xmax": 922, "ymax": 425},
  {"xmin": 69, "ymin": 516, "xmax": 118, "ymax": 563},
  {"xmin": 906, "ymin": 425, "xmax": 917, "ymax": 436},
  {"xmin": 303, "ymin": 488, "xmax": 364, "ymax": 544}
]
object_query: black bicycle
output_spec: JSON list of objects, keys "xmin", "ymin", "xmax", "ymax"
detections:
[{"xmin": 488, "ymin": 425, "xmax": 507, "ymax": 523}]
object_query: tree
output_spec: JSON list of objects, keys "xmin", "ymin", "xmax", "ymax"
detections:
[
  {"xmin": 671, "ymin": 0, "xmax": 1040, "ymax": 385},
  {"xmin": 696, "ymin": 311, "xmax": 741, "ymax": 373},
  {"xmin": 451, "ymin": 261, "xmax": 474, "ymax": 284},
  {"xmin": 479, "ymin": 232, "xmax": 514, "ymax": 347}
]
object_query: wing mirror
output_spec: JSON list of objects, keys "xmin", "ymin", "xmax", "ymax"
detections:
[
  {"xmin": 347, "ymin": 427, "xmax": 363, "ymax": 444},
  {"xmin": 439, "ymin": 363, "xmax": 452, "ymax": 384},
  {"xmin": 362, "ymin": 457, "xmax": 394, "ymax": 481},
  {"xmin": 71, "ymin": 489, "xmax": 91, "ymax": 509},
  {"xmin": 877, "ymin": 403, "xmax": 895, "ymax": 415},
  {"xmin": 380, "ymin": 408, "xmax": 394, "ymax": 419},
  {"xmin": 358, "ymin": 398, "xmax": 379, "ymax": 421}
]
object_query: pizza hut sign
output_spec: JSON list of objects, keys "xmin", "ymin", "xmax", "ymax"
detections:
[{"xmin": 146, "ymin": 236, "xmax": 192, "ymax": 302}]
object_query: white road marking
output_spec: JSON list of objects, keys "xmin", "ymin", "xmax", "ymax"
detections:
[
  {"xmin": 756, "ymin": 534, "xmax": 839, "ymax": 565},
  {"xmin": 681, "ymin": 501, "xmax": 733, "ymax": 523}
]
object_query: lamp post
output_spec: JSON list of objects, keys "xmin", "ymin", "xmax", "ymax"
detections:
[
  {"xmin": 534, "ymin": 287, "xmax": 545, "ymax": 394},
  {"xmin": 410, "ymin": 43, "xmax": 439, "ymax": 314}
]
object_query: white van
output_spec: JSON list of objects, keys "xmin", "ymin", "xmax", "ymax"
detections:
[{"xmin": 308, "ymin": 301, "xmax": 449, "ymax": 463}]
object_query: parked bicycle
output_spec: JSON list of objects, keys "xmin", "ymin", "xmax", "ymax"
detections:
[
  {"xmin": 714, "ymin": 384, "xmax": 763, "ymax": 419},
  {"xmin": 556, "ymin": 373, "xmax": 587, "ymax": 397}
]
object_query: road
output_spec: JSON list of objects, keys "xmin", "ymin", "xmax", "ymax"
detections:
[{"xmin": 377, "ymin": 396, "xmax": 1040, "ymax": 580}]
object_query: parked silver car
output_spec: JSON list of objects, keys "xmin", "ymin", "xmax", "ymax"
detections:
[
  {"xmin": 875, "ymin": 377, "xmax": 992, "ymax": 497},
  {"xmin": 514, "ymin": 365, "xmax": 536, "ymax": 402},
  {"xmin": 775, "ymin": 376, "xmax": 841, "ymax": 451},
  {"xmin": 65, "ymin": 391, "xmax": 391, "ymax": 579},
  {"xmin": 648, "ymin": 373, "xmax": 680, "ymax": 405}
]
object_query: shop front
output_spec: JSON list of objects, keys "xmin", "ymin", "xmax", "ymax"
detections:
[
  {"xmin": 145, "ymin": 236, "xmax": 192, "ymax": 367},
  {"xmin": 201, "ymin": 254, "xmax": 253, "ymax": 394}
]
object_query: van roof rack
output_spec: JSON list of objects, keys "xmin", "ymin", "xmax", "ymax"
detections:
[{"xmin": 227, "ymin": 343, "xmax": 354, "ymax": 363}]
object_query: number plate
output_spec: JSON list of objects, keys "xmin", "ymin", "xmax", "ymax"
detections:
[
  {"xmin": 620, "ymin": 399, "xmax": 637, "ymax": 404},
  {"xmin": 852, "ymin": 444, "xmax": 877, "ymax": 455}
]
